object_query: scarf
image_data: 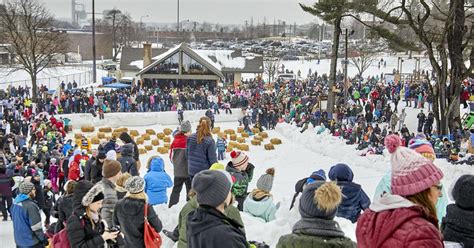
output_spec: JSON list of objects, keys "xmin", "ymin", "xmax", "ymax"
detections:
[
  {"xmin": 251, "ymin": 189, "xmax": 271, "ymax": 201},
  {"xmin": 292, "ymin": 218, "xmax": 346, "ymax": 238}
]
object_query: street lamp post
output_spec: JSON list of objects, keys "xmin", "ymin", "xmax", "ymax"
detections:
[{"xmin": 92, "ymin": 0, "xmax": 96, "ymax": 84}]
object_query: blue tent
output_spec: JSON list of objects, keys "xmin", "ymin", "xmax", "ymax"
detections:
[
  {"xmin": 101, "ymin": 76, "xmax": 116, "ymax": 84},
  {"xmin": 103, "ymin": 82, "xmax": 131, "ymax": 89}
]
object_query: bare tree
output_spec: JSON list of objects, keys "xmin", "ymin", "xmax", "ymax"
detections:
[
  {"xmin": 0, "ymin": 0, "xmax": 69, "ymax": 102},
  {"xmin": 350, "ymin": 43, "xmax": 382, "ymax": 77},
  {"xmin": 263, "ymin": 48, "xmax": 281, "ymax": 83},
  {"xmin": 99, "ymin": 9, "xmax": 135, "ymax": 61}
]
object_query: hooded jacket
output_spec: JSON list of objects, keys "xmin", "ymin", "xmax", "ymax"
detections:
[
  {"xmin": 226, "ymin": 162, "xmax": 255, "ymax": 197},
  {"xmin": 0, "ymin": 172, "xmax": 14, "ymax": 196},
  {"xmin": 356, "ymin": 194, "xmax": 443, "ymax": 248},
  {"xmin": 186, "ymin": 133, "xmax": 217, "ymax": 176},
  {"xmin": 144, "ymin": 157, "xmax": 172, "ymax": 205},
  {"xmin": 170, "ymin": 133, "xmax": 189, "ymax": 178},
  {"xmin": 114, "ymin": 198, "xmax": 162, "ymax": 248},
  {"xmin": 187, "ymin": 206, "xmax": 247, "ymax": 248},
  {"xmin": 54, "ymin": 194, "xmax": 74, "ymax": 233},
  {"xmin": 119, "ymin": 132, "xmax": 139, "ymax": 162},
  {"xmin": 90, "ymin": 158, "xmax": 103, "ymax": 184},
  {"xmin": 118, "ymin": 144, "xmax": 138, "ymax": 176},
  {"xmin": 328, "ymin": 164, "xmax": 370, "ymax": 223},
  {"xmin": 11, "ymin": 194, "xmax": 47, "ymax": 247},
  {"xmin": 243, "ymin": 194, "xmax": 277, "ymax": 222},
  {"xmin": 68, "ymin": 154, "xmax": 82, "ymax": 181}
]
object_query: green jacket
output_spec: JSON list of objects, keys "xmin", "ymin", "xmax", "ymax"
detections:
[
  {"xmin": 177, "ymin": 197, "xmax": 244, "ymax": 248},
  {"xmin": 276, "ymin": 233, "xmax": 357, "ymax": 248}
]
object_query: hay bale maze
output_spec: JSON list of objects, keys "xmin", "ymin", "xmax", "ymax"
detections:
[
  {"xmin": 146, "ymin": 129, "xmax": 156, "ymax": 135},
  {"xmin": 270, "ymin": 138, "xmax": 282, "ymax": 145},
  {"xmin": 251, "ymin": 140, "xmax": 261, "ymax": 146},
  {"xmin": 212, "ymin": 127, "xmax": 221, "ymax": 134},
  {"xmin": 130, "ymin": 130, "xmax": 140, "ymax": 137},
  {"xmin": 163, "ymin": 128, "xmax": 173, "ymax": 135},
  {"xmin": 99, "ymin": 127, "xmax": 112, "ymax": 133},
  {"xmin": 157, "ymin": 147, "xmax": 169, "ymax": 154},
  {"xmin": 81, "ymin": 125, "xmax": 95, "ymax": 133},
  {"xmin": 264, "ymin": 143, "xmax": 275, "ymax": 150},
  {"xmin": 151, "ymin": 139, "xmax": 160, "ymax": 146}
]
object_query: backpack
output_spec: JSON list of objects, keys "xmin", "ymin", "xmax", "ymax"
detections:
[{"xmin": 52, "ymin": 216, "xmax": 83, "ymax": 248}]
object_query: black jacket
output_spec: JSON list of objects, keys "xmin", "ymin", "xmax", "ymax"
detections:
[
  {"xmin": 118, "ymin": 144, "xmax": 138, "ymax": 176},
  {"xmin": 84, "ymin": 157, "xmax": 96, "ymax": 181},
  {"xmin": 119, "ymin": 132, "xmax": 139, "ymax": 162},
  {"xmin": 187, "ymin": 206, "xmax": 247, "ymax": 248},
  {"xmin": 67, "ymin": 211, "xmax": 107, "ymax": 248},
  {"xmin": 31, "ymin": 178, "xmax": 46, "ymax": 209},
  {"xmin": 90, "ymin": 159, "xmax": 103, "ymax": 184},
  {"xmin": 113, "ymin": 198, "xmax": 162, "ymax": 248},
  {"xmin": 54, "ymin": 195, "xmax": 74, "ymax": 233}
]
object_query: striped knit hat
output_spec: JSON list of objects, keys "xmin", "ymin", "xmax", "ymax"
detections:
[{"xmin": 230, "ymin": 151, "xmax": 249, "ymax": 169}]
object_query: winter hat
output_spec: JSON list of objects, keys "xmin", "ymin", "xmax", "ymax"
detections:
[
  {"xmin": 180, "ymin": 120, "xmax": 192, "ymax": 133},
  {"xmin": 106, "ymin": 150, "xmax": 117, "ymax": 160},
  {"xmin": 451, "ymin": 175, "xmax": 474, "ymax": 209},
  {"xmin": 97, "ymin": 152, "xmax": 107, "ymax": 160},
  {"xmin": 81, "ymin": 184, "xmax": 104, "ymax": 206},
  {"xmin": 209, "ymin": 163, "xmax": 225, "ymax": 171},
  {"xmin": 44, "ymin": 179, "xmax": 52, "ymax": 187},
  {"xmin": 306, "ymin": 169, "xmax": 326, "ymax": 184},
  {"xmin": 408, "ymin": 138, "xmax": 436, "ymax": 161},
  {"xmin": 102, "ymin": 159, "xmax": 122, "ymax": 178},
  {"xmin": 257, "ymin": 168, "xmax": 275, "ymax": 193},
  {"xmin": 328, "ymin": 163, "xmax": 354, "ymax": 182},
  {"xmin": 42, "ymin": 146, "xmax": 48, "ymax": 152},
  {"xmin": 230, "ymin": 151, "xmax": 249, "ymax": 168},
  {"xmin": 299, "ymin": 181, "xmax": 342, "ymax": 220},
  {"xmin": 124, "ymin": 176, "xmax": 145, "ymax": 194},
  {"xmin": 50, "ymin": 158, "xmax": 57, "ymax": 164},
  {"xmin": 384, "ymin": 134, "xmax": 443, "ymax": 196},
  {"xmin": 192, "ymin": 170, "xmax": 232, "ymax": 208},
  {"xmin": 19, "ymin": 181, "xmax": 35, "ymax": 195}
]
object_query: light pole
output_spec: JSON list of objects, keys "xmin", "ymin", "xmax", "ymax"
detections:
[
  {"xmin": 92, "ymin": 0, "xmax": 96, "ymax": 84},
  {"xmin": 140, "ymin": 15, "xmax": 149, "ymax": 46},
  {"xmin": 176, "ymin": 0, "xmax": 179, "ymax": 33}
]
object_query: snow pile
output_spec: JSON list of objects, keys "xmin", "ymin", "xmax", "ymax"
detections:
[
  {"xmin": 196, "ymin": 50, "xmax": 246, "ymax": 69},
  {"xmin": 129, "ymin": 60, "xmax": 144, "ymax": 70}
]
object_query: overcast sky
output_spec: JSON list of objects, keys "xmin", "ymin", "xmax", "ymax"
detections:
[{"xmin": 42, "ymin": 0, "xmax": 319, "ymax": 25}]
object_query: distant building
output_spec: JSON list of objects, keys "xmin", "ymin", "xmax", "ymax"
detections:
[
  {"xmin": 0, "ymin": 44, "xmax": 13, "ymax": 65},
  {"xmin": 120, "ymin": 43, "xmax": 263, "ymax": 87},
  {"xmin": 65, "ymin": 31, "xmax": 113, "ymax": 61}
]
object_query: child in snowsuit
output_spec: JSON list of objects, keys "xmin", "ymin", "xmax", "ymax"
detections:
[
  {"xmin": 216, "ymin": 134, "xmax": 227, "ymax": 161},
  {"xmin": 226, "ymin": 151, "xmax": 255, "ymax": 211},
  {"xmin": 244, "ymin": 168, "xmax": 278, "ymax": 222},
  {"xmin": 328, "ymin": 163, "xmax": 370, "ymax": 223},
  {"xmin": 144, "ymin": 156, "xmax": 173, "ymax": 205}
]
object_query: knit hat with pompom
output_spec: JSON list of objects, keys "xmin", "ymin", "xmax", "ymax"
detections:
[
  {"xmin": 299, "ymin": 181, "xmax": 342, "ymax": 220},
  {"xmin": 384, "ymin": 134, "xmax": 443, "ymax": 196},
  {"xmin": 257, "ymin": 168, "xmax": 275, "ymax": 193}
]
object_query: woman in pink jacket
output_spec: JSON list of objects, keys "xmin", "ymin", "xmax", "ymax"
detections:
[{"xmin": 356, "ymin": 134, "xmax": 444, "ymax": 248}]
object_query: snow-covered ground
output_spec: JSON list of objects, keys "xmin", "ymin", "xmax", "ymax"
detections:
[{"xmin": 2, "ymin": 103, "xmax": 473, "ymax": 247}]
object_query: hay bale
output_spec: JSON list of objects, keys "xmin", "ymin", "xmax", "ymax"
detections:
[
  {"xmin": 91, "ymin": 137, "xmax": 100, "ymax": 145},
  {"xmin": 219, "ymin": 133, "xmax": 228, "ymax": 140},
  {"xmin": 230, "ymin": 134, "xmax": 237, "ymax": 141},
  {"xmin": 212, "ymin": 127, "xmax": 221, "ymax": 134},
  {"xmin": 112, "ymin": 132, "xmax": 122, "ymax": 139},
  {"xmin": 75, "ymin": 139, "xmax": 82, "ymax": 147},
  {"xmin": 146, "ymin": 129, "xmax": 156, "ymax": 135},
  {"xmin": 114, "ymin": 127, "xmax": 128, "ymax": 133},
  {"xmin": 226, "ymin": 146, "xmax": 233, "ymax": 153},
  {"xmin": 145, "ymin": 145, "xmax": 153, "ymax": 151},
  {"xmin": 224, "ymin": 129, "xmax": 235, "ymax": 135},
  {"xmin": 164, "ymin": 143, "xmax": 171, "ymax": 149},
  {"xmin": 254, "ymin": 136, "xmax": 263, "ymax": 142},
  {"xmin": 260, "ymin": 132, "xmax": 268, "ymax": 138},
  {"xmin": 241, "ymin": 132, "xmax": 249, "ymax": 138},
  {"xmin": 252, "ymin": 128, "xmax": 260, "ymax": 134},
  {"xmin": 163, "ymin": 128, "xmax": 173, "ymax": 135},
  {"xmin": 81, "ymin": 125, "xmax": 95, "ymax": 133},
  {"xmin": 264, "ymin": 143, "xmax": 275, "ymax": 150},
  {"xmin": 136, "ymin": 138, "xmax": 144, "ymax": 145},
  {"xmin": 138, "ymin": 147, "xmax": 147, "ymax": 154},
  {"xmin": 157, "ymin": 133, "xmax": 165, "ymax": 139},
  {"xmin": 104, "ymin": 135, "xmax": 112, "ymax": 140},
  {"xmin": 130, "ymin": 130, "xmax": 140, "ymax": 137},
  {"xmin": 142, "ymin": 134, "xmax": 151, "ymax": 141},
  {"xmin": 228, "ymin": 142, "xmax": 238, "ymax": 149},
  {"xmin": 157, "ymin": 147, "xmax": 169, "ymax": 154},
  {"xmin": 97, "ymin": 132, "xmax": 105, "ymax": 139},
  {"xmin": 270, "ymin": 138, "xmax": 282, "ymax": 145},
  {"xmin": 151, "ymin": 139, "xmax": 160, "ymax": 146},
  {"xmin": 251, "ymin": 140, "xmax": 261, "ymax": 146},
  {"xmin": 163, "ymin": 136, "xmax": 171, "ymax": 143},
  {"xmin": 74, "ymin": 133, "xmax": 82, "ymax": 139},
  {"xmin": 237, "ymin": 137, "xmax": 246, "ymax": 143},
  {"xmin": 99, "ymin": 127, "xmax": 112, "ymax": 133},
  {"xmin": 237, "ymin": 127, "xmax": 244, "ymax": 133},
  {"xmin": 238, "ymin": 144, "xmax": 249, "ymax": 151}
]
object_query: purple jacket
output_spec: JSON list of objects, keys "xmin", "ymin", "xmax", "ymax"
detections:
[
  {"xmin": 0, "ymin": 173, "xmax": 14, "ymax": 196},
  {"xmin": 48, "ymin": 164, "xmax": 59, "ymax": 190}
]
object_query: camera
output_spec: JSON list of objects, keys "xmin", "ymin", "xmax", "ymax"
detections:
[{"xmin": 108, "ymin": 226, "xmax": 120, "ymax": 232}]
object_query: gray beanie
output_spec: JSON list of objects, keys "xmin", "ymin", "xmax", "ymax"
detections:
[
  {"xmin": 180, "ymin": 120, "xmax": 192, "ymax": 133},
  {"xmin": 125, "ymin": 176, "xmax": 145, "ymax": 194},
  {"xmin": 192, "ymin": 170, "xmax": 232, "ymax": 208},
  {"xmin": 19, "ymin": 181, "xmax": 35, "ymax": 195},
  {"xmin": 257, "ymin": 168, "xmax": 275, "ymax": 193},
  {"xmin": 299, "ymin": 181, "xmax": 342, "ymax": 220}
]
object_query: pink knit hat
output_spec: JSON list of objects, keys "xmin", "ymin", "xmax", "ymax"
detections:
[{"xmin": 384, "ymin": 135, "xmax": 443, "ymax": 196}]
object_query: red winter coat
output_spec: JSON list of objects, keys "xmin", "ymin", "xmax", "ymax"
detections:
[
  {"xmin": 356, "ymin": 195, "xmax": 443, "ymax": 248},
  {"xmin": 461, "ymin": 90, "xmax": 470, "ymax": 101},
  {"xmin": 68, "ymin": 154, "xmax": 82, "ymax": 181},
  {"xmin": 170, "ymin": 133, "xmax": 187, "ymax": 160}
]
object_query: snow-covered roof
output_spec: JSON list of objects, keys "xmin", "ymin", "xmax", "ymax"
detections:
[{"xmin": 195, "ymin": 50, "xmax": 245, "ymax": 70}]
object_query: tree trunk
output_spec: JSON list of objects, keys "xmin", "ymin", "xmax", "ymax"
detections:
[
  {"xmin": 327, "ymin": 16, "xmax": 342, "ymax": 115},
  {"xmin": 30, "ymin": 72, "xmax": 38, "ymax": 102}
]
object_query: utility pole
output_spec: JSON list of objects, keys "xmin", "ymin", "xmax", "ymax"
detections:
[
  {"xmin": 344, "ymin": 28, "xmax": 348, "ymax": 103},
  {"xmin": 177, "ymin": 0, "xmax": 180, "ymax": 33},
  {"xmin": 92, "ymin": 0, "xmax": 96, "ymax": 84}
]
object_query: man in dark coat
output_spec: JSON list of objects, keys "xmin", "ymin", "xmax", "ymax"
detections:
[
  {"xmin": 119, "ymin": 132, "xmax": 140, "ymax": 172},
  {"xmin": 90, "ymin": 152, "xmax": 106, "ymax": 184},
  {"xmin": 118, "ymin": 143, "xmax": 138, "ymax": 176}
]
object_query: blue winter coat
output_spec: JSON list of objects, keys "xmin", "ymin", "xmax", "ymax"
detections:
[
  {"xmin": 373, "ymin": 171, "xmax": 448, "ymax": 225},
  {"xmin": 328, "ymin": 164, "xmax": 370, "ymax": 223},
  {"xmin": 62, "ymin": 143, "xmax": 72, "ymax": 156},
  {"xmin": 186, "ymin": 134, "xmax": 217, "ymax": 176},
  {"xmin": 216, "ymin": 138, "xmax": 227, "ymax": 152},
  {"xmin": 144, "ymin": 157, "xmax": 173, "ymax": 205},
  {"xmin": 11, "ymin": 194, "xmax": 47, "ymax": 247},
  {"xmin": 243, "ymin": 195, "xmax": 277, "ymax": 222}
]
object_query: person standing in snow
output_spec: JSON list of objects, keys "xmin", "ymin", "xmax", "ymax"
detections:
[
  {"xmin": 0, "ymin": 166, "xmax": 14, "ymax": 221},
  {"xmin": 398, "ymin": 108, "xmax": 407, "ymax": 131},
  {"xmin": 356, "ymin": 135, "xmax": 444, "ymax": 248},
  {"xmin": 328, "ymin": 163, "xmax": 370, "ymax": 223},
  {"xmin": 98, "ymin": 159, "xmax": 122, "ymax": 228},
  {"xmin": 226, "ymin": 151, "xmax": 255, "ymax": 211},
  {"xmin": 276, "ymin": 181, "xmax": 356, "ymax": 248},
  {"xmin": 216, "ymin": 133, "xmax": 227, "ymax": 161},
  {"xmin": 186, "ymin": 117, "xmax": 217, "ymax": 181},
  {"xmin": 119, "ymin": 132, "xmax": 140, "ymax": 172},
  {"xmin": 417, "ymin": 109, "xmax": 426, "ymax": 133},
  {"xmin": 169, "ymin": 120, "xmax": 192, "ymax": 208},
  {"xmin": 118, "ymin": 143, "xmax": 138, "ymax": 176},
  {"xmin": 144, "ymin": 156, "xmax": 173, "ymax": 206},
  {"xmin": 244, "ymin": 168, "xmax": 278, "ymax": 222}
]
